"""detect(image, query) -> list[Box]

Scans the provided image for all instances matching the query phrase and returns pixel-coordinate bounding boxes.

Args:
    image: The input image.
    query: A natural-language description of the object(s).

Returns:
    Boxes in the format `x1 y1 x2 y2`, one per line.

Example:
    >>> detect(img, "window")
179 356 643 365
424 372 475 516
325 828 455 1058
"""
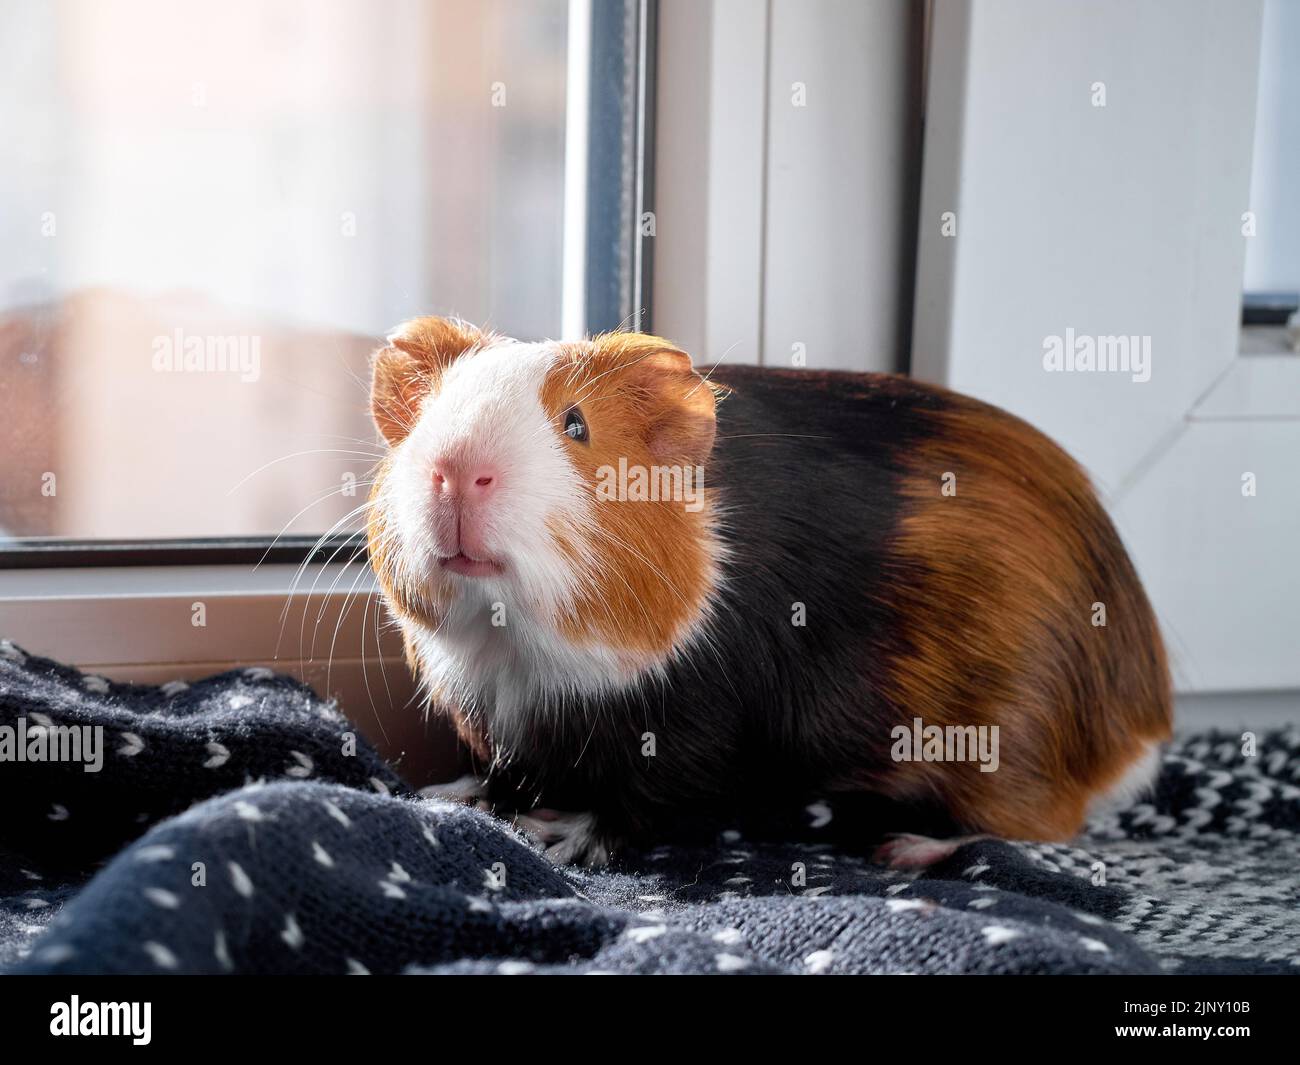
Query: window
0 0 653 562
1242 0 1299 335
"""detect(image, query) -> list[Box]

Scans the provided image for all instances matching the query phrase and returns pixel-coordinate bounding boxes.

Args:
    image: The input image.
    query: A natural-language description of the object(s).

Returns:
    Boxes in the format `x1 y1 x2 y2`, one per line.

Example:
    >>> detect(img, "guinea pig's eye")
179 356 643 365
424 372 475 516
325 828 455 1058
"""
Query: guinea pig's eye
562 406 589 444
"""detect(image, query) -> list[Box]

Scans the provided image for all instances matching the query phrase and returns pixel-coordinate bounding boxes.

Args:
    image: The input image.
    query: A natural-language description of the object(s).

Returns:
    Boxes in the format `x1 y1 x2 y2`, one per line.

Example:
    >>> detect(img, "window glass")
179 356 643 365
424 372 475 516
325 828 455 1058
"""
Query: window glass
1242 0 1300 331
0 0 581 542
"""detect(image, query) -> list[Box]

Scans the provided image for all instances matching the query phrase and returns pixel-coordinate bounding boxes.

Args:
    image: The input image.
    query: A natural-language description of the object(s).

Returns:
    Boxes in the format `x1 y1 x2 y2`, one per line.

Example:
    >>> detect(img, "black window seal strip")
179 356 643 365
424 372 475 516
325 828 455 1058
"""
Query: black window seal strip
0 534 366 570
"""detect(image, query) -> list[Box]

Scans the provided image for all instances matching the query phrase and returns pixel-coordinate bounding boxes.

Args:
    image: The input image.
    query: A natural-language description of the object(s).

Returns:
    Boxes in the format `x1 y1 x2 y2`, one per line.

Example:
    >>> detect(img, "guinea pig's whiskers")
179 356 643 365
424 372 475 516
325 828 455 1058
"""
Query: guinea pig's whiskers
304 547 371 669
273 498 374 664
368 588 398 718
335 349 376 400
324 556 384 723
277 497 373 610
683 340 741 400
277 500 375 660
313 432 389 451
255 482 377 572
227 449 384 497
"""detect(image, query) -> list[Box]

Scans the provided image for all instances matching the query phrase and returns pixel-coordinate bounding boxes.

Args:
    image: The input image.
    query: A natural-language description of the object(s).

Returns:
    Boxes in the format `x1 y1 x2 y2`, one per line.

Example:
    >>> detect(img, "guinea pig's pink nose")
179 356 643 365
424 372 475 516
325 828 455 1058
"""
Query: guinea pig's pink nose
432 459 498 499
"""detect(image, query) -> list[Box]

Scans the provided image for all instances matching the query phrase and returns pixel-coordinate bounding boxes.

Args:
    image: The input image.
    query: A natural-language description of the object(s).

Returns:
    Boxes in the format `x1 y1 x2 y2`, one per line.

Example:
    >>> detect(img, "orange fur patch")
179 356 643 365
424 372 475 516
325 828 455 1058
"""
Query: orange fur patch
369 316 489 444
875 397 1172 839
540 334 725 657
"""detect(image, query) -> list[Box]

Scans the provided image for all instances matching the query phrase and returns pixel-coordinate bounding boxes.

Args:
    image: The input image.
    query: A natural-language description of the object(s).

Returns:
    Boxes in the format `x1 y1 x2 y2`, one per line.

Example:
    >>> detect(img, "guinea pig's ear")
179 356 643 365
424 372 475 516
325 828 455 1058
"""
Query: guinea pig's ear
624 347 723 467
370 316 484 445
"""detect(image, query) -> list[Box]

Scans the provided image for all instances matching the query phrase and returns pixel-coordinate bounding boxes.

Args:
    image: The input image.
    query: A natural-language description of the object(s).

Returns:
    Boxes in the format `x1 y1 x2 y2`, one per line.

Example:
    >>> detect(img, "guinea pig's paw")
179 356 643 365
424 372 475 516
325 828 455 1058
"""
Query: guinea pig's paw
419 773 490 809
514 809 611 868
872 832 987 870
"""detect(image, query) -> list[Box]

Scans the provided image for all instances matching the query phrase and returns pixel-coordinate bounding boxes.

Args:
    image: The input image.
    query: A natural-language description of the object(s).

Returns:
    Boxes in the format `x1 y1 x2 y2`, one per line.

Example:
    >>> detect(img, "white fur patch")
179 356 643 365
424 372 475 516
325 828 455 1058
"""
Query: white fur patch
384 339 583 611
379 337 721 752
1088 740 1162 818
380 340 627 710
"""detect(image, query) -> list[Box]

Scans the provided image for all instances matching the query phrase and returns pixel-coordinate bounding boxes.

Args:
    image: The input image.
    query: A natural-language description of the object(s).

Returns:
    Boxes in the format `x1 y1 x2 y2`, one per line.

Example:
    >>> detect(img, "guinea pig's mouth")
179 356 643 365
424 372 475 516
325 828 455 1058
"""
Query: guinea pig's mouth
438 552 505 578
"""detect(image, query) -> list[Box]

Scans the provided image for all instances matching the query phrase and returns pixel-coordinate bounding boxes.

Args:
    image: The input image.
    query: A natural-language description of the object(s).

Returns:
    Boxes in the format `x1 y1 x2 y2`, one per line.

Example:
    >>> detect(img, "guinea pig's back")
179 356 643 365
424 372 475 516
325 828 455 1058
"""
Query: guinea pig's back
704 365 1172 840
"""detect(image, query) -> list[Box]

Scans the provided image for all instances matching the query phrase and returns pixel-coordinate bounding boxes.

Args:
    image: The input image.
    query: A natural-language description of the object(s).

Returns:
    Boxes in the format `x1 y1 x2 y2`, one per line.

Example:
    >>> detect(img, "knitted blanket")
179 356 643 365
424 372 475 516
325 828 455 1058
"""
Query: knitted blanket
2 639 1297 975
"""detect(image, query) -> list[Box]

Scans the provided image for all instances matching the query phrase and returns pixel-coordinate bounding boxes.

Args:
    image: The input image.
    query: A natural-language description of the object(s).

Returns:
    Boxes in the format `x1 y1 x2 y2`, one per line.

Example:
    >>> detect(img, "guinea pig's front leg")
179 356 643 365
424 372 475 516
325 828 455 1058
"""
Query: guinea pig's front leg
418 773 491 809
511 807 617 868
423 775 617 865
872 832 992 870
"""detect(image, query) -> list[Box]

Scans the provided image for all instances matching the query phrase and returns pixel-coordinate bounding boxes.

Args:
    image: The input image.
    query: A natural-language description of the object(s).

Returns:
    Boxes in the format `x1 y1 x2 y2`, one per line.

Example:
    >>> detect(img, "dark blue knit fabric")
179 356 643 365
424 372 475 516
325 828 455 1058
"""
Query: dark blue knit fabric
2 640 1296 974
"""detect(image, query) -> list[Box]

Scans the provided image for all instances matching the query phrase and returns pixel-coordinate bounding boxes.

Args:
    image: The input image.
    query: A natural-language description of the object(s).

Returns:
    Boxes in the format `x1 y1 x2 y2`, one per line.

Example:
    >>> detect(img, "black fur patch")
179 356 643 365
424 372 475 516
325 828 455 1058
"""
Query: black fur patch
482 367 961 851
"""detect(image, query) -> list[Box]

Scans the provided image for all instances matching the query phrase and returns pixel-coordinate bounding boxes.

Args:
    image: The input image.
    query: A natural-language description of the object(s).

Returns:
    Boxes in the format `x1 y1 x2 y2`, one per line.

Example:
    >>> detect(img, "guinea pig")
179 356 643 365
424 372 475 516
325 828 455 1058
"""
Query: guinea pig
367 315 1172 866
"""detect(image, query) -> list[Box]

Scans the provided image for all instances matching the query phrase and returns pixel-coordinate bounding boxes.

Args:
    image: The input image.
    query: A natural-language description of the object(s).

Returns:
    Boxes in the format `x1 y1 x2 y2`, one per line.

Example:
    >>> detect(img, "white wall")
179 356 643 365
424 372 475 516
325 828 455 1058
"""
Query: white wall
654 0 919 371
913 0 1300 696
913 0 1261 494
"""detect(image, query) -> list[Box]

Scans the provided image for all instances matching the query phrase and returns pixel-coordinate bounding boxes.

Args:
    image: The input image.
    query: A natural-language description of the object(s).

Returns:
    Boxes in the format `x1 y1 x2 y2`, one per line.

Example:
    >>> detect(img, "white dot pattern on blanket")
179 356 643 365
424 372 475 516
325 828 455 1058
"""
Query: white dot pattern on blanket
4 641 1297 975
214 930 233 972
286 751 314 778
118 732 144 757
203 742 230 769
228 862 255 898
143 942 179 969
234 801 265 822
281 915 304 951
981 925 1022 946
143 887 180 909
